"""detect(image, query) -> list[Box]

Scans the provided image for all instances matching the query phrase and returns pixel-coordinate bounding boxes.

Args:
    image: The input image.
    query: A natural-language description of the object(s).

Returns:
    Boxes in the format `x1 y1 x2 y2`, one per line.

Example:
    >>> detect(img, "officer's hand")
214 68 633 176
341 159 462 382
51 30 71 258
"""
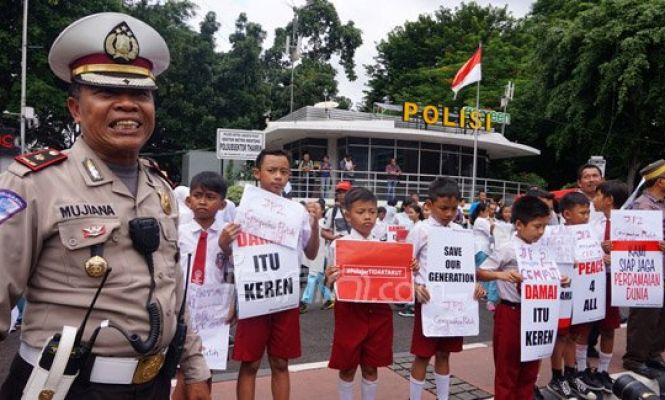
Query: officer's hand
185 380 211 400
219 223 241 254
415 284 430 304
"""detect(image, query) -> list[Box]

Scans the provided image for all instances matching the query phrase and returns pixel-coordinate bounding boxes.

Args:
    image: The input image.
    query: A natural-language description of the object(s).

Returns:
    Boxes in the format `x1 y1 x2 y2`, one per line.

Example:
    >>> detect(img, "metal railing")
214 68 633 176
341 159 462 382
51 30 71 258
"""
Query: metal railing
290 169 526 202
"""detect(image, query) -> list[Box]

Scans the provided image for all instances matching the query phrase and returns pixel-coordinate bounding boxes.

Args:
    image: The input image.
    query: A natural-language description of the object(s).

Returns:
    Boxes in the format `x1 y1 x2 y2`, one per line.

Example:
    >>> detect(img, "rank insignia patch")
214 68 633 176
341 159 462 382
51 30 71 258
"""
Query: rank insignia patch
0 189 27 225
82 225 107 238
15 148 67 172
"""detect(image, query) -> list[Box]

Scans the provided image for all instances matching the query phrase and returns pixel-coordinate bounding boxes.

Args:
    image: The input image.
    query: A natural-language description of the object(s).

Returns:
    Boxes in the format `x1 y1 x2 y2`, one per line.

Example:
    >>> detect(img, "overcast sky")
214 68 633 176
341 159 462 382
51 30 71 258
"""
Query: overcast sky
189 0 535 108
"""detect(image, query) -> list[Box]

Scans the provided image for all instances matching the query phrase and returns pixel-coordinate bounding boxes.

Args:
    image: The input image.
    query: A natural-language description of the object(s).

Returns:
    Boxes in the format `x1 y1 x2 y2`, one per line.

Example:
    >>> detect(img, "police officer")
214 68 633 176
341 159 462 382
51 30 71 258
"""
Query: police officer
622 159 665 379
0 13 210 399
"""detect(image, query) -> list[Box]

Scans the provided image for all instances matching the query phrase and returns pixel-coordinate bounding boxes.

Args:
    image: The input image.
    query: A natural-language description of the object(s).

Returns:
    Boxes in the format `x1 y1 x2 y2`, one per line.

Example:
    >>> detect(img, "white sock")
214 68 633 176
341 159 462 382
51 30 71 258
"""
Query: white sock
434 373 450 400
598 351 612 372
338 378 354 400
575 345 588 371
409 376 425 400
361 378 377 400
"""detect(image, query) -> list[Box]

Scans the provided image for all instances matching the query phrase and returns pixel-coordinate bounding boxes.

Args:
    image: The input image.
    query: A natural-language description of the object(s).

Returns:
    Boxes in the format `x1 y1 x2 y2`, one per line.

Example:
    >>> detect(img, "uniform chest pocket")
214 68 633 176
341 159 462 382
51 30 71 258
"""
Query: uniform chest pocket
57 218 129 288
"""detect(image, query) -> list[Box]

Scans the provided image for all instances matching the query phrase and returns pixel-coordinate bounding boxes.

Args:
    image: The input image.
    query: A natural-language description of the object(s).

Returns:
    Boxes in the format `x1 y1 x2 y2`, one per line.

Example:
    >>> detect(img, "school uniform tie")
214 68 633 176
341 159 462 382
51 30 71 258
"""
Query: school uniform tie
192 230 208 285
604 218 610 241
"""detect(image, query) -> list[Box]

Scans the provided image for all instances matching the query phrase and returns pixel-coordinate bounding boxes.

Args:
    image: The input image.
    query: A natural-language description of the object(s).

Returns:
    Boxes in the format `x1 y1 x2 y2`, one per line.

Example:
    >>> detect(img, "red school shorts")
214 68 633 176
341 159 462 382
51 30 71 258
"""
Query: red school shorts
233 307 301 362
569 274 620 336
410 302 463 358
328 301 393 370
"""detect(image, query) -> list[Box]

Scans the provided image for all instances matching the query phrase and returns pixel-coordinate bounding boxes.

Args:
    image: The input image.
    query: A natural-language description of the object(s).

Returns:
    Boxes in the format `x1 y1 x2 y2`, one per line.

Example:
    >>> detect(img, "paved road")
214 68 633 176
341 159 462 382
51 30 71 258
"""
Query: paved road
0 300 495 384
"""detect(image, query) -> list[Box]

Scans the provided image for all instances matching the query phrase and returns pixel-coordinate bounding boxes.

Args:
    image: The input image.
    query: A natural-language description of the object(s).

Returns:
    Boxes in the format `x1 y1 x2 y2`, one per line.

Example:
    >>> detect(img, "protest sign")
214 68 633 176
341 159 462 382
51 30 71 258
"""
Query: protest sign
422 229 478 337
386 225 408 242
611 210 664 308
235 184 304 249
233 231 300 318
568 225 606 324
335 240 414 303
188 284 234 370
516 242 561 362
540 225 576 328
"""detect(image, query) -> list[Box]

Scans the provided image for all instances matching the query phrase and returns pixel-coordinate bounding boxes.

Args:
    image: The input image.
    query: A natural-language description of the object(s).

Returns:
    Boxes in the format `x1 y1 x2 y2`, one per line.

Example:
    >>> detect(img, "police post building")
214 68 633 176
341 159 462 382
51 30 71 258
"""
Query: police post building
237 101 540 201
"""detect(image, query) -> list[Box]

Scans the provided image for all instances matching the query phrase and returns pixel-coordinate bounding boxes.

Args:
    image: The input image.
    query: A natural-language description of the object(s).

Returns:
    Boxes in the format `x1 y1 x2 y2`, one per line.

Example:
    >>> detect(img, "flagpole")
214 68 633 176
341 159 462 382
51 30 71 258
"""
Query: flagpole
470 42 481 202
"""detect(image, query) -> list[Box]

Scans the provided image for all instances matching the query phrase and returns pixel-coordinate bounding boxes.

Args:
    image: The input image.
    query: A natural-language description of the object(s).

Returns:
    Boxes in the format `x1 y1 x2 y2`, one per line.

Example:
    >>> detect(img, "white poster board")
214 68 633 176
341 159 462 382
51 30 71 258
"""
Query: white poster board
610 210 664 308
568 224 606 324
216 129 264 161
540 226 576 327
188 284 234 370
235 184 304 249
422 229 478 337
233 232 300 319
516 242 560 362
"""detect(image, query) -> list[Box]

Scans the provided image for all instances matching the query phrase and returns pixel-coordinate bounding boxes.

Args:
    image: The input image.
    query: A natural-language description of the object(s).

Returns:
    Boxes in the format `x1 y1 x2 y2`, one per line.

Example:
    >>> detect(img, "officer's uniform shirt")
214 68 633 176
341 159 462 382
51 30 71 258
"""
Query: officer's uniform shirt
407 217 463 285
479 235 528 303
0 138 209 382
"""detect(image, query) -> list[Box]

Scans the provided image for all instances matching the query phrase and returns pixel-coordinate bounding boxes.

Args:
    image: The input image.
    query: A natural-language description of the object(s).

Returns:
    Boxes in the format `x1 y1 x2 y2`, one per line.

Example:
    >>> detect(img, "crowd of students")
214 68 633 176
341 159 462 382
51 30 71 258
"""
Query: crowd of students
173 150 665 400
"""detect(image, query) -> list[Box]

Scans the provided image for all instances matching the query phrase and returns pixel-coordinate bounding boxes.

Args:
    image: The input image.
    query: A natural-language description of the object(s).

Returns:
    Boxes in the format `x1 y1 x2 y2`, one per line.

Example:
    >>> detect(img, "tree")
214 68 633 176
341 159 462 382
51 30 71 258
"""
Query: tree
525 0 665 186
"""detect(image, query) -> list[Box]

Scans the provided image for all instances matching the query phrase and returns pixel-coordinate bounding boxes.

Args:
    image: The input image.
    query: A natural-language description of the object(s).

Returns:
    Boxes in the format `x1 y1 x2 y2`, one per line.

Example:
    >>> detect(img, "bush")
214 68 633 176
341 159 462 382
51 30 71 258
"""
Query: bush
226 184 245 206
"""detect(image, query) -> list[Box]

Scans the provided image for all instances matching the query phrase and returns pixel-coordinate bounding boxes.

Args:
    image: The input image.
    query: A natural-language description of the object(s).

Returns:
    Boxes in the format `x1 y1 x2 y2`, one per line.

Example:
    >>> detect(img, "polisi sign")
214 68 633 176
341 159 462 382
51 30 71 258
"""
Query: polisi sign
402 101 493 132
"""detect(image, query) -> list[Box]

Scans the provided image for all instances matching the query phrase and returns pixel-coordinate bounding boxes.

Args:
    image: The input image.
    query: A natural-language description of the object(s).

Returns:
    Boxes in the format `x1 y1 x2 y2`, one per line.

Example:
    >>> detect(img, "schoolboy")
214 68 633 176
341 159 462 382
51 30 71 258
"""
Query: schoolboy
325 187 404 400
549 192 595 400
219 149 320 400
478 196 570 400
174 171 230 399
406 177 468 400
570 181 630 393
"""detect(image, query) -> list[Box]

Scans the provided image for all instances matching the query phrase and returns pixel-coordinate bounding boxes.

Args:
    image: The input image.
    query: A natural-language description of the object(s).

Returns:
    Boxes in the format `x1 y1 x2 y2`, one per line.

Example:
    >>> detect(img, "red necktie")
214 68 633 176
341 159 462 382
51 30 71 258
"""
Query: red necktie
604 219 610 241
191 231 208 285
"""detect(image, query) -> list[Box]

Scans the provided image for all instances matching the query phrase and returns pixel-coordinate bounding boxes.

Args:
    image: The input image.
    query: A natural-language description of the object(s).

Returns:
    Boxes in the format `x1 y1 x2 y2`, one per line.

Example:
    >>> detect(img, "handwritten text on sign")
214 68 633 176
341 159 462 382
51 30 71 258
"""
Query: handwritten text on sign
516 243 561 362
235 184 304 249
568 225 606 324
540 226 576 328
335 240 414 303
422 229 478 337
233 232 300 318
189 284 234 370
610 210 663 308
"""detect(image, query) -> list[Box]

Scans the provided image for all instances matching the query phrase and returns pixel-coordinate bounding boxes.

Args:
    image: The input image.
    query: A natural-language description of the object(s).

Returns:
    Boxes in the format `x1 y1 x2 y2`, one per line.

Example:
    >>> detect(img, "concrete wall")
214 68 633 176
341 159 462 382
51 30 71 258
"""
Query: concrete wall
181 150 222 186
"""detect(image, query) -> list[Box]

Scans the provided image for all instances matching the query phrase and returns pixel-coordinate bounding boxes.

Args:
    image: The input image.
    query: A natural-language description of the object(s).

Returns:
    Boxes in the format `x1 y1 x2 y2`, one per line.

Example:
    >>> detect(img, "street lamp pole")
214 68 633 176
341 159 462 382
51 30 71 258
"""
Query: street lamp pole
20 0 28 154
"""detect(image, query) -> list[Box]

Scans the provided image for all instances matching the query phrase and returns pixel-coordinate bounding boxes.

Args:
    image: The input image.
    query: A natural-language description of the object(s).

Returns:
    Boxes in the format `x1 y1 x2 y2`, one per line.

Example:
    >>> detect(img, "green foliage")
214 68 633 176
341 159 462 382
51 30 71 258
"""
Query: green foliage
226 184 245 206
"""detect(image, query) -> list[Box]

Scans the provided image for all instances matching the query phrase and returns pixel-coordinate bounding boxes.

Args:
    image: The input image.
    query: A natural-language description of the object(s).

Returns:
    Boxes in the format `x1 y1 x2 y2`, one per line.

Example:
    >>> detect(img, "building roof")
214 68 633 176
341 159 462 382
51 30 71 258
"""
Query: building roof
265 106 539 160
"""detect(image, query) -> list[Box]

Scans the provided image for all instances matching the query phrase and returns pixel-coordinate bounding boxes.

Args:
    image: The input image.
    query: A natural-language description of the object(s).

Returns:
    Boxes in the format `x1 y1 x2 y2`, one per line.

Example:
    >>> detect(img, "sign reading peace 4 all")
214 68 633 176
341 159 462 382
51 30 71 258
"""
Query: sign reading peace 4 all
516 242 561 362
568 224 606 324
422 229 478 337
335 240 414 303
610 210 664 308
233 231 300 319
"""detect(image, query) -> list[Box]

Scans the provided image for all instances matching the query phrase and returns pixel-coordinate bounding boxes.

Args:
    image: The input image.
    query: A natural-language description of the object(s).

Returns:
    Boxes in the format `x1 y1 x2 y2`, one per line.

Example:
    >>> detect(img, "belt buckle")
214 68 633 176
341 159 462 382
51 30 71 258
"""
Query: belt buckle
132 353 165 384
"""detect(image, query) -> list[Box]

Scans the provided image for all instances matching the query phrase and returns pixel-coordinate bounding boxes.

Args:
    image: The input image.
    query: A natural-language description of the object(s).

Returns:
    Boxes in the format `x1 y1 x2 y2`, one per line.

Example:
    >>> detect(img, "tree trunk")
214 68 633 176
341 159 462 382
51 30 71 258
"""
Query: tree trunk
626 152 640 189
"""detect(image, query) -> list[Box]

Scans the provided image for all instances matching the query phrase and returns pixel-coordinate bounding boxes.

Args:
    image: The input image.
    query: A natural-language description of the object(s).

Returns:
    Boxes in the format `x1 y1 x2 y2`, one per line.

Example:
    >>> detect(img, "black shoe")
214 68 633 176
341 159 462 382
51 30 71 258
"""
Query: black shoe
547 377 577 399
320 300 335 310
646 357 665 371
623 362 663 379
299 302 308 314
568 373 597 400
586 347 599 358
594 370 613 394
579 368 603 391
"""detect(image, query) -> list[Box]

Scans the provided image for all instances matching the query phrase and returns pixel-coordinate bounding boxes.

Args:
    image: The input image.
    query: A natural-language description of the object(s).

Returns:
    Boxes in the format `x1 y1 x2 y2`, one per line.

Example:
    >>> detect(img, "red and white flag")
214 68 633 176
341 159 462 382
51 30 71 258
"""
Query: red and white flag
451 47 482 99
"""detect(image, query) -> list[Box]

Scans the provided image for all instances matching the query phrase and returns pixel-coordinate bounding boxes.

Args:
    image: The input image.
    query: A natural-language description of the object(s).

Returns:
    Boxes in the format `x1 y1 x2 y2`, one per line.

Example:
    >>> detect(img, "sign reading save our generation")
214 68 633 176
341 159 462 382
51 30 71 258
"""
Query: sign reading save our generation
233 232 300 319
516 243 561 362
611 210 664 308
335 240 414 303
422 229 478 337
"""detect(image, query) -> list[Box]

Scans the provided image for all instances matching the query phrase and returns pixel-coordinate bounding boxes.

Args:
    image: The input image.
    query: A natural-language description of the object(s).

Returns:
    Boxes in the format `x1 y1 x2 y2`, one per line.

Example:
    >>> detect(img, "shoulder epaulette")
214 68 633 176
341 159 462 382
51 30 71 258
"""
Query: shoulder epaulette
142 157 176 189
14 148 67 172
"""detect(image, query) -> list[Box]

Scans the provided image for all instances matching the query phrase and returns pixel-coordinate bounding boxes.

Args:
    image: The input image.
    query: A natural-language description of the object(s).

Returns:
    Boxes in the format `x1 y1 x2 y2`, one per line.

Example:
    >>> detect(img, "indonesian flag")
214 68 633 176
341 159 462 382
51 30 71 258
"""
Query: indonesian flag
451 47 482 99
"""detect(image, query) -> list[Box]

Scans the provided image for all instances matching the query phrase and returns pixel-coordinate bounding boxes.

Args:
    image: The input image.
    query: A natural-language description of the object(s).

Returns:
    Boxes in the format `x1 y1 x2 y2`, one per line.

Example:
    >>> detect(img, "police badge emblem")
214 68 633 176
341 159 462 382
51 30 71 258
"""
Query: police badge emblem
104 22 139 63
158 190 172 215
85 255 108 278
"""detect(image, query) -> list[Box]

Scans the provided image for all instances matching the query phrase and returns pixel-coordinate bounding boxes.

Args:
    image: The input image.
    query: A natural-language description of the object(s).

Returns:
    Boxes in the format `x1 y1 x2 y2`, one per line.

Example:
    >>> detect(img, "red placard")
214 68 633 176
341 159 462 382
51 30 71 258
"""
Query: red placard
335 240 414 303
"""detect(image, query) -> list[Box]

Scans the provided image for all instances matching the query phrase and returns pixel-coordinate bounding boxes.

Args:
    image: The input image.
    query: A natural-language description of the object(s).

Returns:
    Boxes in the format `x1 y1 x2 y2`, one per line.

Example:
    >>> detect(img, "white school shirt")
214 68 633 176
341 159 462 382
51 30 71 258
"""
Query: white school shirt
216 200 236 225
407 216 463 285
385 205 397 226
303 219 327 274
394 212 414 230
479 235 529 303
473 217 493 255
178 217 231 285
